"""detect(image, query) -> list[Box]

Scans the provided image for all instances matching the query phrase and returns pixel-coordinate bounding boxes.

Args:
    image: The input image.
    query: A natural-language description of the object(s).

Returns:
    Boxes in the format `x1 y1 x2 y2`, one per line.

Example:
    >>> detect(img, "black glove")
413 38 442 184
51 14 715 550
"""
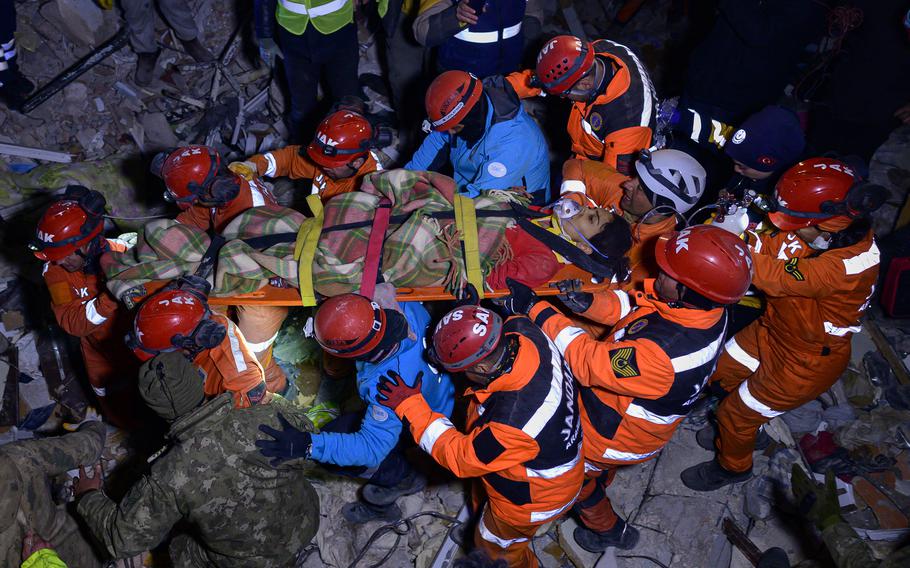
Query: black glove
500 277 539 316
256 413 313 466
454 283 480 307
555 279 593 313
177 274 212 296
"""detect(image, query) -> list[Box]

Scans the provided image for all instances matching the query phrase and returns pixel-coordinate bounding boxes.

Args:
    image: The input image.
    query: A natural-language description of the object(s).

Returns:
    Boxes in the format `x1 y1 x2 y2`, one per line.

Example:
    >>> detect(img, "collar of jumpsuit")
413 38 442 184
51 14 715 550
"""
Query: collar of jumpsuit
463 330 532 403
638 279 725 328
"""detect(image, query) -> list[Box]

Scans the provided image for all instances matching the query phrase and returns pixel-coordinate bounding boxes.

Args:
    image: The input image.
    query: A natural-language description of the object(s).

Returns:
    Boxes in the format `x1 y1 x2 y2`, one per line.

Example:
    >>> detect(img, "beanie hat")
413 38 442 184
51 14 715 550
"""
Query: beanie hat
138 351 205 421
725 106 805 173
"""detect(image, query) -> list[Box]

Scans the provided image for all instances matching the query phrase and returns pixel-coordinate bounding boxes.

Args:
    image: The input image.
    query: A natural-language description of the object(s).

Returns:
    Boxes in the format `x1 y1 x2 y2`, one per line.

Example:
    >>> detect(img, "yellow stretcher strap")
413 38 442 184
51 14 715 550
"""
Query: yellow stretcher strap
295 195 324 307
453 194 484 298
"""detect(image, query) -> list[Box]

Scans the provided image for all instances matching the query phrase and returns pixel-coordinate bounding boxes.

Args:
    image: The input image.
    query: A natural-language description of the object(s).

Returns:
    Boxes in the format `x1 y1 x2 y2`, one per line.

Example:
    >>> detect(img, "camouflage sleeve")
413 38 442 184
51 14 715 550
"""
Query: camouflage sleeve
820 523 877 568
76 473 183 559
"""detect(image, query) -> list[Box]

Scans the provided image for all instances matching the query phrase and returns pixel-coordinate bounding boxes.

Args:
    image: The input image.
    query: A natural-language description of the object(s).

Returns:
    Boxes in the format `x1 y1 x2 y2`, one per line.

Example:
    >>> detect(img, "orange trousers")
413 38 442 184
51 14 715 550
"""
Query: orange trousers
712 320 850 472
474 505 543 568
574 467 619 532
234 305 289 394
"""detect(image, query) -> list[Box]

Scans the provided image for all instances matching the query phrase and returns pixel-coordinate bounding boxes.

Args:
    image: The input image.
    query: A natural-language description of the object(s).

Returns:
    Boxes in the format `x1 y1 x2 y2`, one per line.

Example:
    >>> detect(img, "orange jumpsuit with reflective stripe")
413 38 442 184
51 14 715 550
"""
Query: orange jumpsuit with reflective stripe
528 281 726 531
250 146 381 203
193 313 270 409
712 230 879 473
393 317 583 567
43 241 142 429
510 40 657 175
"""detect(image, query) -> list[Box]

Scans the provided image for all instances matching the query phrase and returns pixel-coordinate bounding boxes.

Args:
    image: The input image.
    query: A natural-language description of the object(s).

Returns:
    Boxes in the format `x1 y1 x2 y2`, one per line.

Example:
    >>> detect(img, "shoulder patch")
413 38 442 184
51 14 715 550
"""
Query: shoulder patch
370 405 389 423
731 129 746 144
784 258 805 281
588 112 603 131
609 347 640 378
487 162 508 178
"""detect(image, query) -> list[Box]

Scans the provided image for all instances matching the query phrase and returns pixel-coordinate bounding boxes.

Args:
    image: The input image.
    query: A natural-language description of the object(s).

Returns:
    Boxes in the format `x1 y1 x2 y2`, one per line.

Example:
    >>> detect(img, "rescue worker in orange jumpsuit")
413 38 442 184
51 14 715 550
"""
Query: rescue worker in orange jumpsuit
560 149 707 289
509 34 657 176
375 304 583 567
30 186 143 429
151 145 290 398
681 158 884 491
127 278 274 409
229 109 383 203
501 225 753 552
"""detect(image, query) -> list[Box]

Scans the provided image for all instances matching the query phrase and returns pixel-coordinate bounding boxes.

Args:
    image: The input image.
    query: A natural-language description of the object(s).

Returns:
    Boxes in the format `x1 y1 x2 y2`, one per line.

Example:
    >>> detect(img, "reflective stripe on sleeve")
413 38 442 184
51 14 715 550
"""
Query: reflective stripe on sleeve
625 403 684 426
226 324 249 373
553 326 586 354
842 242 880 275
85 298 108 325
670 332 724 373
92 385 107 396
601 447 659 461
724 337 759 373
689 109 702 143
454 22 522 44
613 290 632 318
737 380 783 418
530 485 582 523
527 450 580 480
263 153 278 177
418 417 455 453
824 321 861 337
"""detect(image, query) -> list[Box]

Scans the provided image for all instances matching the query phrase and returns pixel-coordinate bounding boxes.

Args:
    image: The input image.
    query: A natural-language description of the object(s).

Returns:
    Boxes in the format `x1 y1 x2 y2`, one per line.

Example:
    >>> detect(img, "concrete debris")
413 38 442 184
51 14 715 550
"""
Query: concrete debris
139 112 180 150
0 142 72 163
54 0 105 47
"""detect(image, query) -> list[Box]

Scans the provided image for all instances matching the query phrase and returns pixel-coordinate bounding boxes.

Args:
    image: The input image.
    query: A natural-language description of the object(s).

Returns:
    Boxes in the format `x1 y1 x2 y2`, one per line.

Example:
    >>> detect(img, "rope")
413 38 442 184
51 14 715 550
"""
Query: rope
103 213 170 221
347 510 463 568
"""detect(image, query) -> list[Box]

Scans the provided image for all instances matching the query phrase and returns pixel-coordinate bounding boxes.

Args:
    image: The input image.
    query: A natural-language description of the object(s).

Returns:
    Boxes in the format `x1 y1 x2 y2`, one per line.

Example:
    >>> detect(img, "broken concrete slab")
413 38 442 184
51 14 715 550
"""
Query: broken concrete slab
139 112 180 150
53 0 105 47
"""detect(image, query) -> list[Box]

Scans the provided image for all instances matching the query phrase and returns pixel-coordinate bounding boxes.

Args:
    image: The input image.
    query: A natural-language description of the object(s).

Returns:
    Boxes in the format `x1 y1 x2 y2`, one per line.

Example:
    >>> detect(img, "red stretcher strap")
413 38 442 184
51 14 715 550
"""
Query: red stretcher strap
359 198 392 299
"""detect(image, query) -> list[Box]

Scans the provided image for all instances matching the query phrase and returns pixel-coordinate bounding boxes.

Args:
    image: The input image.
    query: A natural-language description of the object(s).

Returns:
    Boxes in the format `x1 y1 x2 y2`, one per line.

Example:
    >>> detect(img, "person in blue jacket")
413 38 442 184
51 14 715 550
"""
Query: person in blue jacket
256 293 454 524
406 70 551 203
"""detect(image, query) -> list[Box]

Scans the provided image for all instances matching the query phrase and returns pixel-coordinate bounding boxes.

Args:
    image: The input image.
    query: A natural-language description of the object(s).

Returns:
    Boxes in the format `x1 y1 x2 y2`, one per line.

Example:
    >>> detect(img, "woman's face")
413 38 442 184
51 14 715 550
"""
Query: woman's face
565 206 615 241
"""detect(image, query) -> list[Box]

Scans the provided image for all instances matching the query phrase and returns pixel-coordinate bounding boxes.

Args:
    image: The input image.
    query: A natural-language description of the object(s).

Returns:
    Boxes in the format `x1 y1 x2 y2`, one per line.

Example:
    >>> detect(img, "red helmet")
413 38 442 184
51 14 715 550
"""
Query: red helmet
431 306 503 372
151 145 221 208
654 225 753 304
307 110 374 169
30 200 104 261
535 35 595 95
768 158 857 231
425 71 483 132
314 294 387 358
129 288 210 361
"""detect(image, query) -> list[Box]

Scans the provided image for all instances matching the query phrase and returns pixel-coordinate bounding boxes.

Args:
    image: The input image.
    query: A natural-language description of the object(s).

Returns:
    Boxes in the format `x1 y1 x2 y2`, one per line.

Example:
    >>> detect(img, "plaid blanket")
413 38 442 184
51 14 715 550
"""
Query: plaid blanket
104 170 528 299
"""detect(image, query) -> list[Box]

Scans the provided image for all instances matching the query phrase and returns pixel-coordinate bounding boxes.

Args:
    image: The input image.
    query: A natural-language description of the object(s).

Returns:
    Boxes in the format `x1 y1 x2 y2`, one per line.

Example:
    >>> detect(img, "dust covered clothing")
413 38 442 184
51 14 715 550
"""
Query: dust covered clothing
77 394 319 567
0 423 106 568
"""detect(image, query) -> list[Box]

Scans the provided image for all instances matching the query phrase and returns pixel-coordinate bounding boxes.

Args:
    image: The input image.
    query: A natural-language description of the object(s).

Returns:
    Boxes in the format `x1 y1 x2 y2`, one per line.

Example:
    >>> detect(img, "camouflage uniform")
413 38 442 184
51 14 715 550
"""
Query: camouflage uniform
818 523 910 568
0 422 106 568
77 393 320 567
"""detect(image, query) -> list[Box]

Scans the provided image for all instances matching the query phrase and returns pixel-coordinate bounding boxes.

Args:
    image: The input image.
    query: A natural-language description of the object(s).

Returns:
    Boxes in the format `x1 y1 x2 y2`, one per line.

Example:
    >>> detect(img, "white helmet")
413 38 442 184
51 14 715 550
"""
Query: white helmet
634 149 706 214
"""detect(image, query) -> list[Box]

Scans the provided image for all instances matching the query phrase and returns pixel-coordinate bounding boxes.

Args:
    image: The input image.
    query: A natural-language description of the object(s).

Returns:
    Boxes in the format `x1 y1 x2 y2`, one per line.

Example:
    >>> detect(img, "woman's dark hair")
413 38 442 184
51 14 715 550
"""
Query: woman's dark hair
587 215 633 279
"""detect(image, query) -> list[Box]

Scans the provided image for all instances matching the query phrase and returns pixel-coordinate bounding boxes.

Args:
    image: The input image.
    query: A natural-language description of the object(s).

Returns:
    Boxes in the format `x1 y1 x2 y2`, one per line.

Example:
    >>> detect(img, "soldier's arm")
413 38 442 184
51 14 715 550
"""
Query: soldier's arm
44 266 120 338
395 394 540 478
819 523 878 568
77 475 182 559
528 301 674 396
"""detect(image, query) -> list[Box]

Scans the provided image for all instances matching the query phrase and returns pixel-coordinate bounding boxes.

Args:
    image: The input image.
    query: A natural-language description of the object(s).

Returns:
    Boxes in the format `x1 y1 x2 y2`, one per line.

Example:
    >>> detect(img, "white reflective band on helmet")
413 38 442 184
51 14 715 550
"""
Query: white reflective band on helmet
553 326 586 354
85 298 108 325
613 290 632 318
842 242 880 275
226 322 248 373
530 485 581 523
671 332 724 373
560 179 587 194
527 449 581 479
824 321 862 337
454 22 522 44
264 153 278 177
92 385 107 396
724 337 759 373
479 512 529 548
432 101 465 128
245 331 280 353
625 403 684 425
737 380 783 418
419 417 455 453
601 447 659 461
279 0 348 18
